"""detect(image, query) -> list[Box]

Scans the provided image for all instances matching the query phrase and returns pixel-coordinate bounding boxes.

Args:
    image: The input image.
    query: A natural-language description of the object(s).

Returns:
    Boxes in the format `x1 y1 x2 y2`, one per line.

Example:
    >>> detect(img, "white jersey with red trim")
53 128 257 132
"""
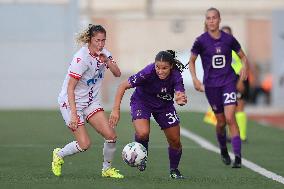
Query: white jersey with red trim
58 46 114 109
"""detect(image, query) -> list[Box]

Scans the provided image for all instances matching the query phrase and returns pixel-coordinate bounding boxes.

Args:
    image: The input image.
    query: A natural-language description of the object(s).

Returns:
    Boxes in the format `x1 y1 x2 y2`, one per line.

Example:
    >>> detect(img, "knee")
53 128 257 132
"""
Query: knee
216 117 226 127
216 119 226 134
226 116 235 126
169 137 181 149
78 139 91 150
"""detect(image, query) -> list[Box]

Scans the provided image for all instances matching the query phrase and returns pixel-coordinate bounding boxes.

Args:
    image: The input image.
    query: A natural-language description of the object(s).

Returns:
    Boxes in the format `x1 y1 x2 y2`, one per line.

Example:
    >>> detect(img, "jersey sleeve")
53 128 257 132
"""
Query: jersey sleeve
68 56 88 80
173 70 185 92
128 64 153 88
231 36 241 54
191 37 202 56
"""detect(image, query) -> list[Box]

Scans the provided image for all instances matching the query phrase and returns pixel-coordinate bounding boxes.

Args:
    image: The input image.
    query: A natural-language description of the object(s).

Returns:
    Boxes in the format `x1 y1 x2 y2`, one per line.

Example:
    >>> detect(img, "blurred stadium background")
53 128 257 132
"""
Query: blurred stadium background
1 0 284 112
0 0 284 188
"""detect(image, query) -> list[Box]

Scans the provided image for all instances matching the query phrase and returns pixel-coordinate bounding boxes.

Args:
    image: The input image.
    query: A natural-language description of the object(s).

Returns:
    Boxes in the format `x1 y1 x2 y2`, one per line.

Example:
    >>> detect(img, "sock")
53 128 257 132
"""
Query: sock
57 141 84 158
135 134 149 153
231 136 242 157
168 147 182 170
102 140 116 171
236 111 247 141
216 130 227 150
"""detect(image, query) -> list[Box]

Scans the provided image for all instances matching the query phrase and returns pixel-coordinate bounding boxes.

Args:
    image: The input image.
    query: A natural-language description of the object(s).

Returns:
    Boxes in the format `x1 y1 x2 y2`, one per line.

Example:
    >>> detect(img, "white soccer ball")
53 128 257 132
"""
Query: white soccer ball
122 142 147 167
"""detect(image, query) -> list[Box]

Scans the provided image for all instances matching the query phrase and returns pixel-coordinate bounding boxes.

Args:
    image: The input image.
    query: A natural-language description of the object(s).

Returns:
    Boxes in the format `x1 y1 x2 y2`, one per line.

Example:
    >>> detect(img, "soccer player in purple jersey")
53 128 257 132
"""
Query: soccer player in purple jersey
109 50 187 179
188 7 249 168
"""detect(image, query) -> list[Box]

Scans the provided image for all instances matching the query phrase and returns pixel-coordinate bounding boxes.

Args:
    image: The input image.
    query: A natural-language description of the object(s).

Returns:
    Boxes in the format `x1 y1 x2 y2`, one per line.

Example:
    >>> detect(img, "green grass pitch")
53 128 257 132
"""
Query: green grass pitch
0 110 283 189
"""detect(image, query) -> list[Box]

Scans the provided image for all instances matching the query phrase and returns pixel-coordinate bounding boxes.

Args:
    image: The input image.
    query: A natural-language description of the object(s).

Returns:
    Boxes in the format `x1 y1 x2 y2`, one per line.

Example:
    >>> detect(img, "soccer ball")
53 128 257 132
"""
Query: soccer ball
122 142 147 167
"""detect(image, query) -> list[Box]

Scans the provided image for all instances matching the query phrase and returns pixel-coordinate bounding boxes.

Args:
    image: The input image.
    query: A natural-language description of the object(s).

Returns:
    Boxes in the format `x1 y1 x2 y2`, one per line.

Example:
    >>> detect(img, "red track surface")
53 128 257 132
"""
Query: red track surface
248 114 284 129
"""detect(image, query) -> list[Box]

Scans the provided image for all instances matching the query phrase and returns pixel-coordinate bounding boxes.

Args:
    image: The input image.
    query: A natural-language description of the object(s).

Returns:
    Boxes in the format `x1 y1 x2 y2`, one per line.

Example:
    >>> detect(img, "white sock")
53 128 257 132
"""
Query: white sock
57 141 83 158
102 140 116 170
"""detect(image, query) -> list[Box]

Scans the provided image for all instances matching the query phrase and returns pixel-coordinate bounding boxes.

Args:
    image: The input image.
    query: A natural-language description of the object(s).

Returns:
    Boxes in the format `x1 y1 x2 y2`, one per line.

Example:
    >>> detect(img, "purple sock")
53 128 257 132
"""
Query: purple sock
216 132 227 150
135 134 149 153
231 136 242 157
168 147 182 170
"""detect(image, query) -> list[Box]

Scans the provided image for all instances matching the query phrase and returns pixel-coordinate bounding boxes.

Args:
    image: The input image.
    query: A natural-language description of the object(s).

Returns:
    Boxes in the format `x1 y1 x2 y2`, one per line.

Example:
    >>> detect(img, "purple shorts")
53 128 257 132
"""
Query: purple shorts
130 100 180 130
205 82 237 114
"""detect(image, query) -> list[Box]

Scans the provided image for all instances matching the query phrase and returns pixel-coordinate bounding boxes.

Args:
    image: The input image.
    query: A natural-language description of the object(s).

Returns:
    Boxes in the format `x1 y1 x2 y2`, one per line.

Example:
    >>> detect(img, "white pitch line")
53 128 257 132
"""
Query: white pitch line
180 127 284 185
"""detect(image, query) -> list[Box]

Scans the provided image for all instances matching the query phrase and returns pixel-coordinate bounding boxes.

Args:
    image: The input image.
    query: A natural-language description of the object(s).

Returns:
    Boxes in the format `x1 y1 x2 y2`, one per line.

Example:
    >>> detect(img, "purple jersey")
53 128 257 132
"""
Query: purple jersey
128 63 185 111
191 31 241 87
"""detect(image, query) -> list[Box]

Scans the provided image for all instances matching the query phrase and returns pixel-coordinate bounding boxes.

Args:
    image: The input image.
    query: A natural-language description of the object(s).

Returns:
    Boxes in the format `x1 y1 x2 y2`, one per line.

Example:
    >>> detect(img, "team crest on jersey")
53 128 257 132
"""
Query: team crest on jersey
76 58 81 63
215 47 221 54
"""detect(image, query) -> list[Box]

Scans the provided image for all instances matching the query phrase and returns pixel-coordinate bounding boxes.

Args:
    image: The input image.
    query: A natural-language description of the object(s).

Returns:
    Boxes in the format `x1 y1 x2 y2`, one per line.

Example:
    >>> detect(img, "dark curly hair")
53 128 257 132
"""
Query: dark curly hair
155 50 186 73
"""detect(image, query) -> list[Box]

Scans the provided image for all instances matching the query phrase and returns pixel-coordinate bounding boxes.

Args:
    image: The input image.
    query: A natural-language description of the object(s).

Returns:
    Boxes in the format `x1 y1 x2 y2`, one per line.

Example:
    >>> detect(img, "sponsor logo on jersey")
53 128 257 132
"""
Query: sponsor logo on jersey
87 72 103 86
157 93 173 101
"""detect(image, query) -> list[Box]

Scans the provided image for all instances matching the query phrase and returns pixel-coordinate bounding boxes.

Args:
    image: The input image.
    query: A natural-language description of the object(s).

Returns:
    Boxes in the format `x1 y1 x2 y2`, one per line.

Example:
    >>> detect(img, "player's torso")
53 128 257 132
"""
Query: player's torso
200 33 236 86
75 54 106 104
59 47 108 106
201 34 232 70
135 73 176 108
77 55 106 89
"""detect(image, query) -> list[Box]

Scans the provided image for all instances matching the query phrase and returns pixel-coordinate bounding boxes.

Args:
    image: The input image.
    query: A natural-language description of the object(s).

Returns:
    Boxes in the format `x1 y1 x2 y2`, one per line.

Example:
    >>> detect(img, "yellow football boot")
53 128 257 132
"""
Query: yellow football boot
51 148 64 176
102 167 124 179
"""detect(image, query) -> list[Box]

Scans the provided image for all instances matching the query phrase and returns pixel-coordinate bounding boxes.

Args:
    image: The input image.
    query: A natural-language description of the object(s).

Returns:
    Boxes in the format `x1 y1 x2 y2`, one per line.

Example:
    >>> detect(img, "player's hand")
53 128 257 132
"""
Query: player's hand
69 113 78 130
98 53 110 64
175 91 188 106
109 109 120 128
239 65 248 81
193 78 205 92
236 79 245 93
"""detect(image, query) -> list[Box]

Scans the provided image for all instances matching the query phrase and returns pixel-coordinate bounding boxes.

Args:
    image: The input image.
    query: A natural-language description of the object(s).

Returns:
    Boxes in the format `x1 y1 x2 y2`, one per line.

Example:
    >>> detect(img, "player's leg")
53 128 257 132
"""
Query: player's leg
132 119 150 171
87 109 124 178
164 126 184 179
222 83 242 168
153 107 184 179
58 126 91 156
130 101 151 153
235 78 248 141
52 105 89 176
130 101 151 171
215 113 231 165
205 86 231 165
236 98 248 141
133 119 150 152
224 104 242 168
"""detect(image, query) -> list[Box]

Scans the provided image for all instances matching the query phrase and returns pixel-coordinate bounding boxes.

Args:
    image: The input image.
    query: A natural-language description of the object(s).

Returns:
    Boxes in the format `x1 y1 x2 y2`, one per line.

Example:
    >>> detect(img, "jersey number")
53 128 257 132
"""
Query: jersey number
166 111 179 124
212 55 226 68
223 92 237 104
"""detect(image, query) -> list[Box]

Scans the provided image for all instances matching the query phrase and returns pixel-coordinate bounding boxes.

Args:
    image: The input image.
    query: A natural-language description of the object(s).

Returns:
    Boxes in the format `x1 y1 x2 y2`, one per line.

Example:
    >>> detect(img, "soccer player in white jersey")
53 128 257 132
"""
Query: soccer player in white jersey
52 24 124 178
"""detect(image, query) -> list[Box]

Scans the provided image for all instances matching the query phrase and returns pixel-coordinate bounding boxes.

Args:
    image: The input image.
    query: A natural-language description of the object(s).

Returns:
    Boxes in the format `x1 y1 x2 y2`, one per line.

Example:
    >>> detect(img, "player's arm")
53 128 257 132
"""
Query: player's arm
237 49 249 81
99 54 121 77
67 77 79 130
109 80 132 127
188 54 204 92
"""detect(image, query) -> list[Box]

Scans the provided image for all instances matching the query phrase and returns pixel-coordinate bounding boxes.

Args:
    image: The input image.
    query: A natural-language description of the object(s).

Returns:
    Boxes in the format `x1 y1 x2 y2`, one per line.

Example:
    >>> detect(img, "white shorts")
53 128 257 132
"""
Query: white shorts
59 99 104 129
